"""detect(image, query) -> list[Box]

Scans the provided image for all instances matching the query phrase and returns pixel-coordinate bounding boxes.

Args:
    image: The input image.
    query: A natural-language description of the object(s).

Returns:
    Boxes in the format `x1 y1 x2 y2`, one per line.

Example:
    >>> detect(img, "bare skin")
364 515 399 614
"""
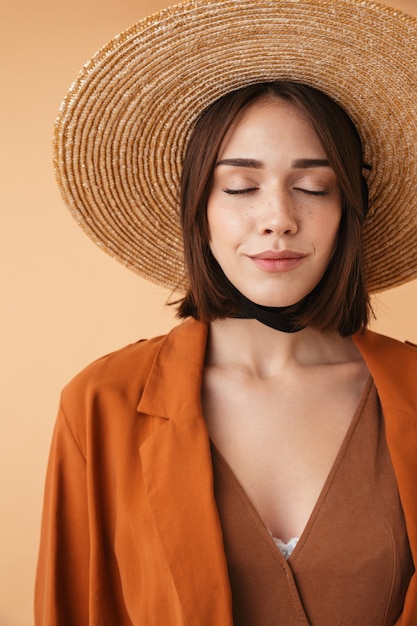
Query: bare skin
202 318 369 543
202 96 369 543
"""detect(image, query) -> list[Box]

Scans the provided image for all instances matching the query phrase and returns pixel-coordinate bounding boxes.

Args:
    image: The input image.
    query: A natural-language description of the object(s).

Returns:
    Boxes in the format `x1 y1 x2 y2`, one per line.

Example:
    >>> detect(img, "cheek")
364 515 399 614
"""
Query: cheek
206 204 226 258
207 211 243 267
207 202 244 244
329 205 343 238
320 204 342 241
206 196 220 240
309 208 341 261
325 218 342 261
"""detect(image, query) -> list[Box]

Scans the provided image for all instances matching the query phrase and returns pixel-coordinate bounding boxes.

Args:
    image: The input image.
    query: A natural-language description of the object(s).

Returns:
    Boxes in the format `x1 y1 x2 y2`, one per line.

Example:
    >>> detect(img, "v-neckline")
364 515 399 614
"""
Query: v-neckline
211 375 373 565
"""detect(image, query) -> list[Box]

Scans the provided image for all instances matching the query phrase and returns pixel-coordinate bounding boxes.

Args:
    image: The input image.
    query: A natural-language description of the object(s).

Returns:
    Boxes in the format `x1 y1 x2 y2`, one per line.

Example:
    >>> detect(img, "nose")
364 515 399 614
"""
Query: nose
257 188 298 236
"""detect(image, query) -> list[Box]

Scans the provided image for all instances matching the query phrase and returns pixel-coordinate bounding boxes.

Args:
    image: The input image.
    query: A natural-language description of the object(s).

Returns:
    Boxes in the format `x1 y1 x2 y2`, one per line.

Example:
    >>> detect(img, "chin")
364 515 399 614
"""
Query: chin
242 277 322 308
245 293 305 308
244 283 308 306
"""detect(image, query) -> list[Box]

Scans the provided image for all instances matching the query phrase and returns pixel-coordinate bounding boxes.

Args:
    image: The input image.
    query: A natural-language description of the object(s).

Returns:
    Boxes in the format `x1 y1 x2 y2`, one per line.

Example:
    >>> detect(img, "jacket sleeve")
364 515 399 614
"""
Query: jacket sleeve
35 401 90 625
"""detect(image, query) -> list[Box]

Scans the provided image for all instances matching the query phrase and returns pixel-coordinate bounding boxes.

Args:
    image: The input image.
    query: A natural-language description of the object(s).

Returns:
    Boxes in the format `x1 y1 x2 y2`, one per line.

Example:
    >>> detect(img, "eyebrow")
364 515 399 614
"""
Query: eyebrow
215 157 331 169
215 158 263 168
292 158 330 169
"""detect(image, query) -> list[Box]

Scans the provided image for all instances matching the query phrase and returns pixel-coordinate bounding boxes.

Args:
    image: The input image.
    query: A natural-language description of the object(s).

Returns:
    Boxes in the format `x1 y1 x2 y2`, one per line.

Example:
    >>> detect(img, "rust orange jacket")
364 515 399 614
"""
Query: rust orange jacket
35 319 417 625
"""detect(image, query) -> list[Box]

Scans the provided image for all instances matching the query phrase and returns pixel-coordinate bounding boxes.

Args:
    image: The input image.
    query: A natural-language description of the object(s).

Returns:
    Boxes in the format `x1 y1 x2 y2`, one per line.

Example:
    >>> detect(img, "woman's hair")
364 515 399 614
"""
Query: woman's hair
177 81 370 336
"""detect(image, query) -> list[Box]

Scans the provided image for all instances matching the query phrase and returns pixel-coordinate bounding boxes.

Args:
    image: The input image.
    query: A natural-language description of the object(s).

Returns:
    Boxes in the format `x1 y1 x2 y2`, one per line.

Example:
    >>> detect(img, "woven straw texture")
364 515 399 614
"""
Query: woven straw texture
54 0 417 293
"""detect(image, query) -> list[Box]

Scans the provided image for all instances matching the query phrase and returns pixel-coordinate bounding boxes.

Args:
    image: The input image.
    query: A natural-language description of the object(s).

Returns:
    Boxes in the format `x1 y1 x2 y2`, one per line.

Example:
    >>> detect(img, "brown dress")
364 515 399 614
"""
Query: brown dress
212 378 414 625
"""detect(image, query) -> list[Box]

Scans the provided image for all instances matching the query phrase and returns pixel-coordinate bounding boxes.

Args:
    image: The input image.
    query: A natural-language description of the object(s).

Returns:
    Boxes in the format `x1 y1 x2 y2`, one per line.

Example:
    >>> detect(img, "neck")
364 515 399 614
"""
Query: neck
206 317 360 378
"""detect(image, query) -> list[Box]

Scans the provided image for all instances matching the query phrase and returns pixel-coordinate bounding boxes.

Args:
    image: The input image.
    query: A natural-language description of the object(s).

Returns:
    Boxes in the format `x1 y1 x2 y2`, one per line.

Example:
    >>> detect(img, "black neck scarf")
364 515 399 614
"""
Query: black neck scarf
221 271 308 333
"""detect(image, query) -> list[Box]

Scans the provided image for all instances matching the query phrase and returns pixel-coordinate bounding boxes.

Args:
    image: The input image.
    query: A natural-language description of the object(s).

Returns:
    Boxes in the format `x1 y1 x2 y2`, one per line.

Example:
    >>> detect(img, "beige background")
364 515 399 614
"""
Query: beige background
1 0 417 623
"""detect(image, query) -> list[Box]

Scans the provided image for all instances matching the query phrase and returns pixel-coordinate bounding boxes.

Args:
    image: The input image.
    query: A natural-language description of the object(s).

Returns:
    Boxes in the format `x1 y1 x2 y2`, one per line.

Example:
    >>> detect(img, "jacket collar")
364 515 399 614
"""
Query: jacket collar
137 319 234 625
137 318 208 420
353 328 417 414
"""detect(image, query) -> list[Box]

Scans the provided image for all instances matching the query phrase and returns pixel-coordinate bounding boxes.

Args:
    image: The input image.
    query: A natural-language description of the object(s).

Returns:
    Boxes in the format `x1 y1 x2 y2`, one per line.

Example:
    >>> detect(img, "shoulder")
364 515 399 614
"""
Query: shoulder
353 327 417 362
61 333 166 403
56 319 207 451
353 328 417 412
56 334 167 449
60 318 207 414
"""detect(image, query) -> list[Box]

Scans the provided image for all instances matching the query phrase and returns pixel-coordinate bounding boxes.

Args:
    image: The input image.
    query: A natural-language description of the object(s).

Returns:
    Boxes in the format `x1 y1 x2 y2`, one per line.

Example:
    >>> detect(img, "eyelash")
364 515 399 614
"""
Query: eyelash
294 187 328 197
223 187 328 197
223 188 257 195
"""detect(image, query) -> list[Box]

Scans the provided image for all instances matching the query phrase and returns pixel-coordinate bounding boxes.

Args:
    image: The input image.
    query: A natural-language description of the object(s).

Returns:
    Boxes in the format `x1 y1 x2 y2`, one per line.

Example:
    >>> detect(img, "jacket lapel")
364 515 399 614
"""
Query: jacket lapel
137 320 233 625
354 329 417 624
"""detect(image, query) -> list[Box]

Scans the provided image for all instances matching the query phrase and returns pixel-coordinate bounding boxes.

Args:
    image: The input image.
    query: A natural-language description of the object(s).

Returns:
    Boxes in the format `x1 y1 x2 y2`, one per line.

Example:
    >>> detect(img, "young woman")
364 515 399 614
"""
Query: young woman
36 1 417 624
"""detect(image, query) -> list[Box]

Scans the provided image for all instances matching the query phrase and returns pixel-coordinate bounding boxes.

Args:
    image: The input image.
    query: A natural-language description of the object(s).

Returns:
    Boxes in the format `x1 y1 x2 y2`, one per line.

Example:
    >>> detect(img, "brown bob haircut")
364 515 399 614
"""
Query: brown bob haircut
177 81 370 336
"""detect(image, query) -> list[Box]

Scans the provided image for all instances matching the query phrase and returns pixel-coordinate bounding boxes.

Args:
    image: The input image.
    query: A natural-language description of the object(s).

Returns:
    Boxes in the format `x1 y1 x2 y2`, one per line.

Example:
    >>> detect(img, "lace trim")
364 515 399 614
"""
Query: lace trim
271 535 299 559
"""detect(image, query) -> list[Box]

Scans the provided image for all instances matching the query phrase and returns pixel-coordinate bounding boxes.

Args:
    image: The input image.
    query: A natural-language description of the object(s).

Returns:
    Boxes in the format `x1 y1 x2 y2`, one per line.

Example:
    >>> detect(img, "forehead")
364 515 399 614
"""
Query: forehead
218 95 325 158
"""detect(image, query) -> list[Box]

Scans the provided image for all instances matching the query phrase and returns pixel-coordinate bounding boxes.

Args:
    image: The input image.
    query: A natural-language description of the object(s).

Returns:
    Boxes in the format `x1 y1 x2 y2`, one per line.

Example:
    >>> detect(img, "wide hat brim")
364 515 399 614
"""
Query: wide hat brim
55 0 417 293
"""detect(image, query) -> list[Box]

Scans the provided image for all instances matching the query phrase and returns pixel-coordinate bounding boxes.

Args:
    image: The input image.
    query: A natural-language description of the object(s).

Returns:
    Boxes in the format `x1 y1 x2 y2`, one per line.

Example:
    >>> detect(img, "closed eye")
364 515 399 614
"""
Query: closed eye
223 188 258 195
294 187 328 197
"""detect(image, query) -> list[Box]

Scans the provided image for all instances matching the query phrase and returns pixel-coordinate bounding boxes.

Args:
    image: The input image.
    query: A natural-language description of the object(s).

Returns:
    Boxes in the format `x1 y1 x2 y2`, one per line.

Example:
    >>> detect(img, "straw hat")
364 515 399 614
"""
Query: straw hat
54 0 417 293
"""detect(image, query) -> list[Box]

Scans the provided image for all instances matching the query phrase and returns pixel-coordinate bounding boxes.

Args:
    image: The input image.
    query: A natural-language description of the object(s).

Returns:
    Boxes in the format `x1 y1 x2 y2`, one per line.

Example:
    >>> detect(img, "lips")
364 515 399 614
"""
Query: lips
248 249 306 272
250 249 306 260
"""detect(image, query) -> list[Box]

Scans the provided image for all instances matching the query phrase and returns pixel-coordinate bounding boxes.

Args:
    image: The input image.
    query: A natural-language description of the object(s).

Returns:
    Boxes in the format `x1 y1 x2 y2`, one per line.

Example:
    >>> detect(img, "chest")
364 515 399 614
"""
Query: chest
202 363 369 540
210 383 413 626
